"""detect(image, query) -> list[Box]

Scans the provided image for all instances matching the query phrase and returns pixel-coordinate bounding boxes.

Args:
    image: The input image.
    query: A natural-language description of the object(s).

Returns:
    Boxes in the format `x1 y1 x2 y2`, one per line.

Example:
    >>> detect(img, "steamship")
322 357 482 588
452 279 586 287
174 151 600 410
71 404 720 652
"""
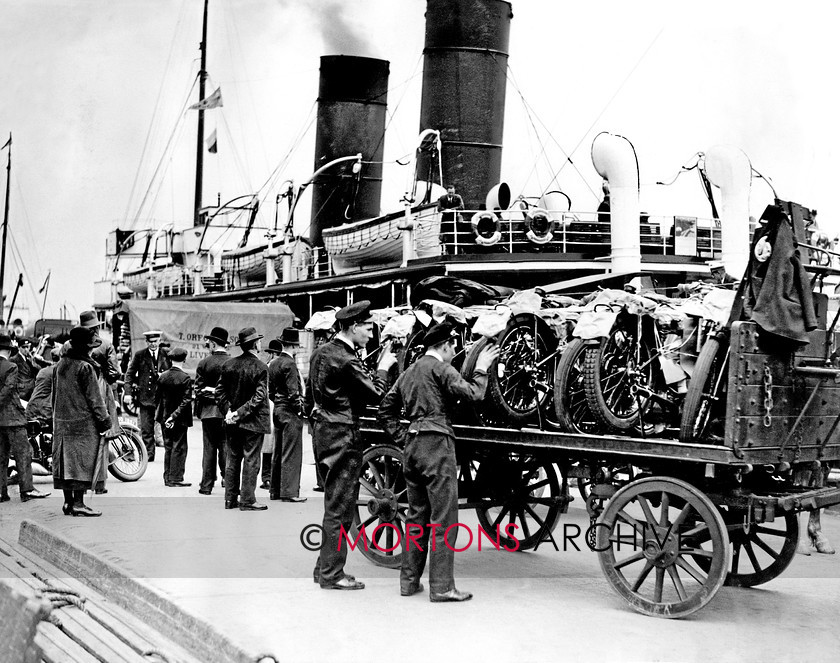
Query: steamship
96 0 779 345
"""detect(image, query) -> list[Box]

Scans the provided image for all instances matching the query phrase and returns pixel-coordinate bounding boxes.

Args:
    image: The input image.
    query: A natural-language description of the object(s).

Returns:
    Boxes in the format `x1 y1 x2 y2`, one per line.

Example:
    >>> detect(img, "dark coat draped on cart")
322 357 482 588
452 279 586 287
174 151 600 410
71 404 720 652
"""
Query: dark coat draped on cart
52 349 112 491
745 205 818 347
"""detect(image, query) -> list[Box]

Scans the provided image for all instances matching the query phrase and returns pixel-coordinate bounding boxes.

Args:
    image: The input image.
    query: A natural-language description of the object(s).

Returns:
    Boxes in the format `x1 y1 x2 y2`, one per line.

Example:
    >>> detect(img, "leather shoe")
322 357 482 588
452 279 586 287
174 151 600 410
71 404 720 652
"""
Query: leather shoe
71 505 102 517
198 489 212 495
401 583 424 597
321 577 365 590
21 489 51 502
279 496 307 503
239 502 268 511
314 574 354 584
259 481 270 490
313 485 324 493
224 500 239 509
1 492 11 503
430 588 472 603
166 482 192 487
95 488 108 494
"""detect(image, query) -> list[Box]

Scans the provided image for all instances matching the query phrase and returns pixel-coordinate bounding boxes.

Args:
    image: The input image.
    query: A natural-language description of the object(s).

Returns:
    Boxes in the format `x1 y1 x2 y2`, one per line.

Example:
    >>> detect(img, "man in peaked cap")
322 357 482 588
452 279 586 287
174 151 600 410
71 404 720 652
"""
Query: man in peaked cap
266 328 306 502
1 334 50 503
124 330 171 461
305 300 397 590
195 327 230 495
379 322 498 602
155 348 193 487
217 327 271 511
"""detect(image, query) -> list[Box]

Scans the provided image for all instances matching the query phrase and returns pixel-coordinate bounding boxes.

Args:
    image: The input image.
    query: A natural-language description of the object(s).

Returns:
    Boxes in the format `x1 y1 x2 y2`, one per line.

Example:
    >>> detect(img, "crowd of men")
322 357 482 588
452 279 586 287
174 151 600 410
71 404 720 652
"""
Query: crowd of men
1 300 502 602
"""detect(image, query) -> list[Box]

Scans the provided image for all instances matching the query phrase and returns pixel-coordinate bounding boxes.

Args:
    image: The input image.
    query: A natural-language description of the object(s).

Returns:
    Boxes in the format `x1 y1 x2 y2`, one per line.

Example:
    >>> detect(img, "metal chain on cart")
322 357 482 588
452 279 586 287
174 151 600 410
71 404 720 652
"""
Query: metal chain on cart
763 364 774 427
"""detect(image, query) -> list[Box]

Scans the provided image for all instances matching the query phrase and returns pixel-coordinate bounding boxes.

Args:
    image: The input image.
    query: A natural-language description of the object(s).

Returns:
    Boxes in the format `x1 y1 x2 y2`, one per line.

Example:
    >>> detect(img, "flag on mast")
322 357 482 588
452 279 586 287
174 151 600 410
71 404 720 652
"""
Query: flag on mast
1 135 10 150
189 87 223 111
206 129 218 154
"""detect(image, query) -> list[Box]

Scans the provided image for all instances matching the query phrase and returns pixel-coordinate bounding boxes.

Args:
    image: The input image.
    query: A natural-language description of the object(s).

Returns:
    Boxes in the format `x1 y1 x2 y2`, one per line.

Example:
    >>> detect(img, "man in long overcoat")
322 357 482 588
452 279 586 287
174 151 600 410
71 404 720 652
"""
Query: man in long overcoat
53 327 111 517
305 300 396 590
195 326 230 495
217 327 271 511
124 330 171 461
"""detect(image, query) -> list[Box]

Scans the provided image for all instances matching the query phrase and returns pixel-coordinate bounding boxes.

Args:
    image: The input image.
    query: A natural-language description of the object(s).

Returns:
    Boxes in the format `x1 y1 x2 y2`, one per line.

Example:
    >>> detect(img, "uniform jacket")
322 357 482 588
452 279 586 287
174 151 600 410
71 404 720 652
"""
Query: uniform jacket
25 364 56 424
11 352 39 401
305 338 388 425
378 353 488 445
91 335 121 385
155 366 194 428
52 350 111 483
0 356 26 428
217 351 271 433
125 347 171 406
268 352 303 423
194 350 229 419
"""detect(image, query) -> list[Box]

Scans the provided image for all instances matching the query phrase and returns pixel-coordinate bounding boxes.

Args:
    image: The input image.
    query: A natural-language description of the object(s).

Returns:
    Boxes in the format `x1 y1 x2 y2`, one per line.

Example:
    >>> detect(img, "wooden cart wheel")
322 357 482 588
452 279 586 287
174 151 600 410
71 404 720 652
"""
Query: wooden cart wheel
584 315 653 432
597 477 730 618
474 454 563 550
679 335 728 444
351 444 408 569
483 313 559 426
554 338 599 434
577 464 636 504
691 508 799 588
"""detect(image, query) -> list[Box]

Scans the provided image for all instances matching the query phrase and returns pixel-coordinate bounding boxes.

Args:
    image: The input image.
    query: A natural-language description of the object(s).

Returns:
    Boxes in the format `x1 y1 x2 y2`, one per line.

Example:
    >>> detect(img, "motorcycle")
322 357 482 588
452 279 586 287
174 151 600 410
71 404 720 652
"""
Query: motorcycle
7 419 148 484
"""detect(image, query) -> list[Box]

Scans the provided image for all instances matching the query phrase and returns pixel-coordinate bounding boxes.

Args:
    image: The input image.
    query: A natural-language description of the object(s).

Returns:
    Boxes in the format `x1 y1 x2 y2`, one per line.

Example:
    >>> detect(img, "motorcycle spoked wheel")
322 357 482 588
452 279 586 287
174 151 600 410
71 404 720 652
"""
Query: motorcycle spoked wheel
107 423 148 481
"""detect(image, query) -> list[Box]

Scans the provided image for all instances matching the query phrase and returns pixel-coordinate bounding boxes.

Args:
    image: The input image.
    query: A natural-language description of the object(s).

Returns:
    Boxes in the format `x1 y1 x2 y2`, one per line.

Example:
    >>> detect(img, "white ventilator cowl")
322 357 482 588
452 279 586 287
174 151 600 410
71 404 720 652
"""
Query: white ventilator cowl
704 145 752 278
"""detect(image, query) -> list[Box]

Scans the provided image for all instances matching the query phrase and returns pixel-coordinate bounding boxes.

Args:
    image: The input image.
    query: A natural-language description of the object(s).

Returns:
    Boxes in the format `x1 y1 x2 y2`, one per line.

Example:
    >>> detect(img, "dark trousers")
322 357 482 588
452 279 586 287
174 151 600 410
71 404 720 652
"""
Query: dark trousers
200 418 226 491
401 432 458 595
313 421 362 585
162 423 188 484
0 426 34 496
270 415 303 498
224 426 263 506
137 405 156 461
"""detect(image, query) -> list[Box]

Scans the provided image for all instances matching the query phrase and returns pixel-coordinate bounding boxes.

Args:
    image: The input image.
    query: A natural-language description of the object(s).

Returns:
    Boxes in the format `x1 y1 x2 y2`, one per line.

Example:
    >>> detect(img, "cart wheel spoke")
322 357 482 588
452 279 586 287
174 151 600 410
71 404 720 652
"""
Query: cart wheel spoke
653 567 665 602
667 566 688 601
358 477 378 497
675 557 708 584
631 561 655 592
636 496 658 528
492 505 510 529
366 461 385 489
613 551 646 570
524 503 547 531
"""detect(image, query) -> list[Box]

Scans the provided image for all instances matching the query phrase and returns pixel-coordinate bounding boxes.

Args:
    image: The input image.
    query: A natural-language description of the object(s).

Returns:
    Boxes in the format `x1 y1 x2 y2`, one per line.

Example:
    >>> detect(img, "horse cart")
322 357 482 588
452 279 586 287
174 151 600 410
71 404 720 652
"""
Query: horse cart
350 201 840 618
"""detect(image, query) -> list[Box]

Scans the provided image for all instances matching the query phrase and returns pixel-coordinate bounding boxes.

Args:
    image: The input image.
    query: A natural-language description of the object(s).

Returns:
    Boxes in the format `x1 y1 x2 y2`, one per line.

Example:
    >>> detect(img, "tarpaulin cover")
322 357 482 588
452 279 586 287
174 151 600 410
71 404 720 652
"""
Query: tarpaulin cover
124 299 294 371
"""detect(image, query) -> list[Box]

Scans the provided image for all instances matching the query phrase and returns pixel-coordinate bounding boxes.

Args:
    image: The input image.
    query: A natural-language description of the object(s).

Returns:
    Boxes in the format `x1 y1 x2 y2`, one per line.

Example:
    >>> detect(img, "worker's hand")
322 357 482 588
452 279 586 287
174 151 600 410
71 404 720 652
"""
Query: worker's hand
165 418 174 429
474 342 500 374
224 411 238 425
376 340 398 372
124 394 133 406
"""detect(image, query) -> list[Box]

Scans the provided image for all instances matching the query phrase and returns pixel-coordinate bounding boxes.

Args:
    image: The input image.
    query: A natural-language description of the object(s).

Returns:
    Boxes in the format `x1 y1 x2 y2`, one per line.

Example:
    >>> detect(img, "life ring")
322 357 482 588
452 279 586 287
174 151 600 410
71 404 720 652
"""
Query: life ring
523 208 556 244
471 212 502 246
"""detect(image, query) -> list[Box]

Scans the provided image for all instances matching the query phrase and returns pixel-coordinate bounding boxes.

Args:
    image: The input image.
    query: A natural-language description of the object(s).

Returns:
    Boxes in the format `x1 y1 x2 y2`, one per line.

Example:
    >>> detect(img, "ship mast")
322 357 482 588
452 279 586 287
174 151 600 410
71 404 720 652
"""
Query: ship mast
0 133 11 318
193 0 209 227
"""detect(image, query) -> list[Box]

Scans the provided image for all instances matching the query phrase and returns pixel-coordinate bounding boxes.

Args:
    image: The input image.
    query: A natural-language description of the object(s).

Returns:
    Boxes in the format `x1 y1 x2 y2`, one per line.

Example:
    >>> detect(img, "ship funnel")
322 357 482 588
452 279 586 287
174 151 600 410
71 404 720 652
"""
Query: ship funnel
703 145 751 278
418 0 513 211
591 132 641 272
310 55 389 248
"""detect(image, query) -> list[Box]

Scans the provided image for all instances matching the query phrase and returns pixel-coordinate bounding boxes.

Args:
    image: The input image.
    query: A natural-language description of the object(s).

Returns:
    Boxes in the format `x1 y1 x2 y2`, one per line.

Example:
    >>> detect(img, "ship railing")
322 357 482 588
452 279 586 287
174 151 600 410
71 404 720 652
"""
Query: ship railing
429 209 723 259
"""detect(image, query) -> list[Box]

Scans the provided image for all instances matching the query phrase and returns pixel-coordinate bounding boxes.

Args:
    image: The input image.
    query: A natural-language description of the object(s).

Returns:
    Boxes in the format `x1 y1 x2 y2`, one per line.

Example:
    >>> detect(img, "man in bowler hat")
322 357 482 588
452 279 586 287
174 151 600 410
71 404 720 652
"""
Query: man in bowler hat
305 300 397 590
124 330 171 461
379 321 498 602
155 347 193 487
218 327 271 511
0 334 50 503
266 328 306 502
195 326 230 495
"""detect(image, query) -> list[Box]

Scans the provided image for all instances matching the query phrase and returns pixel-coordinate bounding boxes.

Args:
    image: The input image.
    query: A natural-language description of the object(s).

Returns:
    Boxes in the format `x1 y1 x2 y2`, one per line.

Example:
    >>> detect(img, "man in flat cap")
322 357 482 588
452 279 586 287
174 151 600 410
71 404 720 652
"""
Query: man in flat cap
266 328 306 502
155 348 193 487
195 327 230 495
306 300 397 590
379 321 498 602
218 327 271 511
124 330 171 461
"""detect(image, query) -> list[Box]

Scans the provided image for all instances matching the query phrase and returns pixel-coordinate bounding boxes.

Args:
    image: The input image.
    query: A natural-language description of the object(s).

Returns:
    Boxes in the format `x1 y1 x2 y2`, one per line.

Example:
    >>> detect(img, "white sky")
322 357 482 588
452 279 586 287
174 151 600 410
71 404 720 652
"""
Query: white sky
1 0 836 321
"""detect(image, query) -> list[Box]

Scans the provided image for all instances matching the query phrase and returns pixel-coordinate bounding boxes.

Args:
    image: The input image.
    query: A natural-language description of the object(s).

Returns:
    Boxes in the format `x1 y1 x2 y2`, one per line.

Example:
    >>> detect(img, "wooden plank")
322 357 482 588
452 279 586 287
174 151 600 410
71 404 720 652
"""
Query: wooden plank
50 607 152 663
35 622 100 663
727 385 840 416
731 321 837 358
